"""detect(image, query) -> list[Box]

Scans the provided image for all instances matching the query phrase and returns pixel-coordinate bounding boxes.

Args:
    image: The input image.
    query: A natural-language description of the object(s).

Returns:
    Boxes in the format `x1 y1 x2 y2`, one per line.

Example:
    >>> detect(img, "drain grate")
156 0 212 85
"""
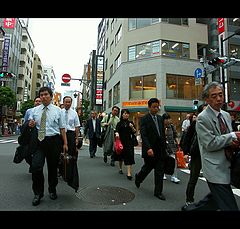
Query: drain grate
76 185 135 205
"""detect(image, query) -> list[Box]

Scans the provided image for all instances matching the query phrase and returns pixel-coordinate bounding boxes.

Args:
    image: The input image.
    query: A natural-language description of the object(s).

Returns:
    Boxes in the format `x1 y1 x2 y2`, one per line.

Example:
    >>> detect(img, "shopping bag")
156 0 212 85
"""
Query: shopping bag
176 147 187 168
114 137 123 155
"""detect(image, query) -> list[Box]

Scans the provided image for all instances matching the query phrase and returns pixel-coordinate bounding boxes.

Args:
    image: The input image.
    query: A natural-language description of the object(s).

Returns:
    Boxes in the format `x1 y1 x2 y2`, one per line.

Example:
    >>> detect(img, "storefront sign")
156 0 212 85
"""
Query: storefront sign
1 34 11 72
122 100 148 107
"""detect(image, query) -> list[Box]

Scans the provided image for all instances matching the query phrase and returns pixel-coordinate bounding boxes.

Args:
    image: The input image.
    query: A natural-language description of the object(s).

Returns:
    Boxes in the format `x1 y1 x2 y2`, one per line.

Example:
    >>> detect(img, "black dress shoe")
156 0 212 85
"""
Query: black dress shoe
103 156 107 163
49 192 57 200
127 175 132 180
32 194 43 206
135 174 140 188
154 193 166 201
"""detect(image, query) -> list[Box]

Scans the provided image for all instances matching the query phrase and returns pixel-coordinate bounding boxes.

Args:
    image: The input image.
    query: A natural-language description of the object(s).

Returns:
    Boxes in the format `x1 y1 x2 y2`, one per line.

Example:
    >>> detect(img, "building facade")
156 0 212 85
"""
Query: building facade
100 18 209 133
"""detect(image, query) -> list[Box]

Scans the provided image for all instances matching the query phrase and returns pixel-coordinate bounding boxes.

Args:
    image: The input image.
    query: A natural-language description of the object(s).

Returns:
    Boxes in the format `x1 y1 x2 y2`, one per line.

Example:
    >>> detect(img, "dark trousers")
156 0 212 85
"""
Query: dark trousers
89 133 97 157
32 135 62 195
136 157 165 195
186 154 202 202
66 131 77 158
207 181 239 211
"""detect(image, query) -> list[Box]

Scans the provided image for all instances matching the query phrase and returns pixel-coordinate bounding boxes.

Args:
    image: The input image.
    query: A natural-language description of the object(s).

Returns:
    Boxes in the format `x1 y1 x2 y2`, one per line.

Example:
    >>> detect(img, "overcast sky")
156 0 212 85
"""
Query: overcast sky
27 18 102 92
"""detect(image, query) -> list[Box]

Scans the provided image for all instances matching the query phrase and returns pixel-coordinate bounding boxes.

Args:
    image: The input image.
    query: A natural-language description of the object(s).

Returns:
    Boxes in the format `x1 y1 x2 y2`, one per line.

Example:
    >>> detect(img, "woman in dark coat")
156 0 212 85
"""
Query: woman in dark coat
115 109 136 180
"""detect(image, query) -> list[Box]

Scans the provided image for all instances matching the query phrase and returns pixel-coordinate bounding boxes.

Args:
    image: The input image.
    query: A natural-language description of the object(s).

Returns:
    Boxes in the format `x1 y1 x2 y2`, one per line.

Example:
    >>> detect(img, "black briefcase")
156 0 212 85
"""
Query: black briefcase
164 155 175 175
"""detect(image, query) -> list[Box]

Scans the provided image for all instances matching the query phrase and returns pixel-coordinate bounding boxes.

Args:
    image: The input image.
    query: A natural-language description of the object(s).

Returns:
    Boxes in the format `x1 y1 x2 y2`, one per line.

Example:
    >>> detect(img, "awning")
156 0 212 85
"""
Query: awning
127 107 149 112
164 106 196 112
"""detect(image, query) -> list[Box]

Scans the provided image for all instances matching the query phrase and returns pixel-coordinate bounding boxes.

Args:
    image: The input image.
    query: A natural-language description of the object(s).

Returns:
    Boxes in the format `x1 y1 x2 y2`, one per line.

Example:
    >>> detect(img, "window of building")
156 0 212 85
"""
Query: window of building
110 41 114 55
128 18 160 31
113 82 120 105
128 40 160 61
230 78 240 101
111 19 114 32
114 53 121 71
106 38 108 50
166 74 203 99
115 25 122 45
228 18 240 27
128 46 136 61
229 44 240 58
161 18 188 26
129 74 156 99
110 65 113 79
108 89 112 108
128 18 136 31
162 40 190 59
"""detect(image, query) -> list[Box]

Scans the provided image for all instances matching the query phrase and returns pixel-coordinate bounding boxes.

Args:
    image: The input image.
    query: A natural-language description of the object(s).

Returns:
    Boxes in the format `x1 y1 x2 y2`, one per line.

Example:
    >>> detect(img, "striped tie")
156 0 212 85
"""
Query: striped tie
38 106 47 141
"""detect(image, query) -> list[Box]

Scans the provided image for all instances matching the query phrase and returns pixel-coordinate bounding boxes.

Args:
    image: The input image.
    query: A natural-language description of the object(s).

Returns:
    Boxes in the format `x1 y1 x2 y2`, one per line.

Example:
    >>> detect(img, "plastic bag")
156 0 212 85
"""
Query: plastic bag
176 147 187 168
114 137 123 155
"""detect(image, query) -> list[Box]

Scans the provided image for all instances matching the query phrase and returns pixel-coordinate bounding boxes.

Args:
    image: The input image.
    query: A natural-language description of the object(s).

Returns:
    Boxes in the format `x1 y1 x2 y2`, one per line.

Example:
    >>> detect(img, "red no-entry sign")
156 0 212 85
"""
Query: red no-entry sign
62 73 71 83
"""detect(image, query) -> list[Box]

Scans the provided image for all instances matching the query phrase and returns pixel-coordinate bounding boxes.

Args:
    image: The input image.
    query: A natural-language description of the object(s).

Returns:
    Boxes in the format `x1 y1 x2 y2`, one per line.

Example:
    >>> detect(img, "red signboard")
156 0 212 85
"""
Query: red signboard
62 73 71 83
3 18 16 29
218 18 225 34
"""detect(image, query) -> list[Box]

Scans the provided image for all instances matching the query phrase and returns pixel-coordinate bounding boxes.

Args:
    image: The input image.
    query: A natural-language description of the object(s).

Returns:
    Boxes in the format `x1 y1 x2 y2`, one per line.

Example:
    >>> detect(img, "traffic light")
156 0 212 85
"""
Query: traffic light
193 100 199 110
0 72 14 78
208 57 228 67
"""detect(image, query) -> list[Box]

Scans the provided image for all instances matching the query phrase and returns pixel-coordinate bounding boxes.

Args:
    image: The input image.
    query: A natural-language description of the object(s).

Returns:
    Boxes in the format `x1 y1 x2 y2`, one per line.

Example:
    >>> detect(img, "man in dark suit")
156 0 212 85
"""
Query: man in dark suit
135 98 167 200
84 110 101 158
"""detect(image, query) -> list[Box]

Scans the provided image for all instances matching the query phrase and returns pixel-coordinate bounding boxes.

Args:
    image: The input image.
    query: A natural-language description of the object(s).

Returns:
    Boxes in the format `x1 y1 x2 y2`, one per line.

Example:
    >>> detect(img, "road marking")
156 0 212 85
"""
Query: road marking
0 139 17 144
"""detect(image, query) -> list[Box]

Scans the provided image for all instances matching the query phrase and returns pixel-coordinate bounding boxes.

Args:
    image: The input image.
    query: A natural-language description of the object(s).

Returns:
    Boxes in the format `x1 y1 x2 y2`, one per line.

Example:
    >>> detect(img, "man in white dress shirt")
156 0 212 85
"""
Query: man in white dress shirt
28 87 68 206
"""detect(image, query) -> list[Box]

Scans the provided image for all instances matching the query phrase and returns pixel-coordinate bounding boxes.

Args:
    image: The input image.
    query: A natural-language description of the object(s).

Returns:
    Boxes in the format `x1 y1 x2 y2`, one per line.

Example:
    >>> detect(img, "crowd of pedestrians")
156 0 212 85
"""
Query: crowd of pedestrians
13 82 240 211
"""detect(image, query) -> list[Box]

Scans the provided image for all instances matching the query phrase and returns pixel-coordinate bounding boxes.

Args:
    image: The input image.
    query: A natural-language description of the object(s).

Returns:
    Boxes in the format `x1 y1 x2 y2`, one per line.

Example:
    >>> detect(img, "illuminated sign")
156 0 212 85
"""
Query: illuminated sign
1 34 11 72
3 18 16 29
218 18 225 34
95 55 104 105
122 100 148 107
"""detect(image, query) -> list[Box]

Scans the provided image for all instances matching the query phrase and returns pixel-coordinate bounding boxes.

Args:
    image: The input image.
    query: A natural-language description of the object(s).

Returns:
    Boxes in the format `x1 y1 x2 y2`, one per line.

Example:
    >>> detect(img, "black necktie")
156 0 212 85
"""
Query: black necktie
218 113 233 161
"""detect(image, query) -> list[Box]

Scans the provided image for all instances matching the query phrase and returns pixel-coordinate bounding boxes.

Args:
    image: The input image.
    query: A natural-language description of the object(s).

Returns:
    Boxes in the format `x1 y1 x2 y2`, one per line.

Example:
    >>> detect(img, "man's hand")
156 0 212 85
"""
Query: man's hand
235 131 240 141
63 144 68 155
28 119 36 128
147 149 154 157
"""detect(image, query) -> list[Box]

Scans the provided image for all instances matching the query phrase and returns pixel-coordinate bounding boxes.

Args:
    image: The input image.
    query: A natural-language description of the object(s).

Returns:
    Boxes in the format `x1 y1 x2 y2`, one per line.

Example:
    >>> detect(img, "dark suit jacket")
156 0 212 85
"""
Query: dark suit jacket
140 113 167 160
84 118 101 139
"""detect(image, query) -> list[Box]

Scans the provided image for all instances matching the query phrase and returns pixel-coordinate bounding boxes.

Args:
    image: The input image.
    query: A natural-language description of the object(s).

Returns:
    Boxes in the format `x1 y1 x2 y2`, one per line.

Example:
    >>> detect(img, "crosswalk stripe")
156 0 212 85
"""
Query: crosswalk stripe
0 139 17 144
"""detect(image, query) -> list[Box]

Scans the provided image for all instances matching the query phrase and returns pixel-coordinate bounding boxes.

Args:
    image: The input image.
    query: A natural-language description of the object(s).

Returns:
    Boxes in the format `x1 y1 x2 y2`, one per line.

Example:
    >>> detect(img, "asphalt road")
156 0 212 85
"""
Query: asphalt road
1 136 240 213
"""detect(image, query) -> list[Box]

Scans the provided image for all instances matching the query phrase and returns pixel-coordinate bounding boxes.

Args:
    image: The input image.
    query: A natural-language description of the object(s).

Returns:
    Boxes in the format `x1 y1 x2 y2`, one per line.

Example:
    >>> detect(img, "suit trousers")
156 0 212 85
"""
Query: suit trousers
186 154 202 202
207 181 239 211
66 131 77 158
136 157 165 195
89 132 98 156
32 135 62 195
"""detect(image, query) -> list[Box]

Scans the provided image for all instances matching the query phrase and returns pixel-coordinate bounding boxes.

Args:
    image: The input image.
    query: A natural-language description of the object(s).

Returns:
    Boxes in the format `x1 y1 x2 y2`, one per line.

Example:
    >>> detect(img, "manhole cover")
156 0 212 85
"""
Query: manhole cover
76 185 135 205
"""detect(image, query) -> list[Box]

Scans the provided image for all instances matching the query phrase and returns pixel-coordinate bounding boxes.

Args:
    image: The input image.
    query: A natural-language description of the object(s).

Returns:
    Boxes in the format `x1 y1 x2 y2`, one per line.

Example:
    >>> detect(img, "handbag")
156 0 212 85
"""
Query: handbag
132 134 138 146
76 137 83 149
114 137 123 155
176 147 187 168
58 152 79 192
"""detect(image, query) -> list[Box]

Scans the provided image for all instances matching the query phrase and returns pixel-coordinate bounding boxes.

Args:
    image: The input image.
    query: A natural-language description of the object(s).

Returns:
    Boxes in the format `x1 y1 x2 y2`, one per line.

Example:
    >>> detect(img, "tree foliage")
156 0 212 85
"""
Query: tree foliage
81 99 90 122
20 99 34 117
0 86 16 107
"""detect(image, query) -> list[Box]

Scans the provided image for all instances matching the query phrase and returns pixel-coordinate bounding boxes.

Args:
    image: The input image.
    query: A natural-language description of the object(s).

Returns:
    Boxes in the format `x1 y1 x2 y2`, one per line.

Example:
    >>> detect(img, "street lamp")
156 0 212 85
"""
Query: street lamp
220 28 240 110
